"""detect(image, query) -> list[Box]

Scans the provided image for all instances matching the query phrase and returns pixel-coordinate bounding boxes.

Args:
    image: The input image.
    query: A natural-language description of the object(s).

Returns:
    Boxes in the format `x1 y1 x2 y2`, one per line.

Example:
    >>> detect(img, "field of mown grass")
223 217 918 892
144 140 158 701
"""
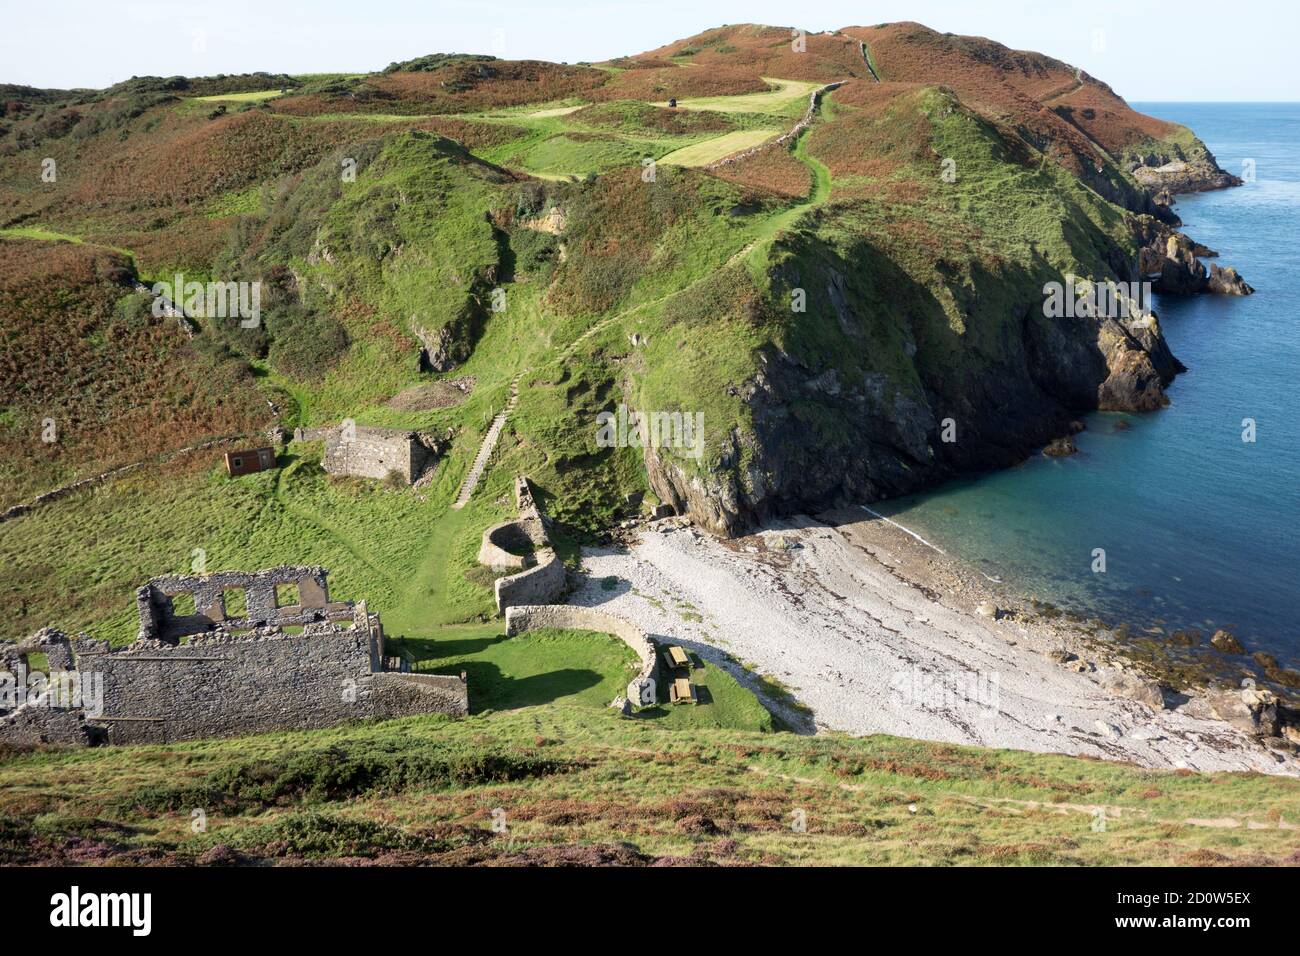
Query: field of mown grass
3 702 1298 865
658 129 780 167
658 77 821 116
193 90 285 103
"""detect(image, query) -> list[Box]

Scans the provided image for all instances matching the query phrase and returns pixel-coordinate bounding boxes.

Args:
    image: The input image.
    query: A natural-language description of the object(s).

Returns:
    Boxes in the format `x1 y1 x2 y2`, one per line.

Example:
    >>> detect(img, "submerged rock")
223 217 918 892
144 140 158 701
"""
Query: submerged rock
1210 629 1246 654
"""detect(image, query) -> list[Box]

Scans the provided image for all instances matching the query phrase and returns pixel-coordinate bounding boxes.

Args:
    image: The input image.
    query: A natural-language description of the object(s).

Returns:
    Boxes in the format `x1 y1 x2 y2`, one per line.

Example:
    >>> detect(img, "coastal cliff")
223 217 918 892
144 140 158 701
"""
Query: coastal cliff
0 21 1252 545
628 26 1251 536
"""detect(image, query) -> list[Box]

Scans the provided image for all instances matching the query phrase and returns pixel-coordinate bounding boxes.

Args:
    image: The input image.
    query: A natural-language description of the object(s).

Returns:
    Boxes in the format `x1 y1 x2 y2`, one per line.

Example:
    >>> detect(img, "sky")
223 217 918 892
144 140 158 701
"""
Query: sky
4 0 1295 100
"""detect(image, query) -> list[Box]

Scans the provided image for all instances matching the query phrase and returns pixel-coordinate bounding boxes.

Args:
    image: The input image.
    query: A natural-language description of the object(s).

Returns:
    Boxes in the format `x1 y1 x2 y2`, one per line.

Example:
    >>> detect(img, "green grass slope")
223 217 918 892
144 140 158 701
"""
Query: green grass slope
3 704 1296 866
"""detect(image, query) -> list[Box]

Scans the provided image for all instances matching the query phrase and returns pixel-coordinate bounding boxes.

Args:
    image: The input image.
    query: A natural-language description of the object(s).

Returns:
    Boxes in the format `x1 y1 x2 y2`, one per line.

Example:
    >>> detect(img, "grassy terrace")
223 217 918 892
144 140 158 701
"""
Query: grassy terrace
193 89 286 103
659 128 780 167
656 77 821 115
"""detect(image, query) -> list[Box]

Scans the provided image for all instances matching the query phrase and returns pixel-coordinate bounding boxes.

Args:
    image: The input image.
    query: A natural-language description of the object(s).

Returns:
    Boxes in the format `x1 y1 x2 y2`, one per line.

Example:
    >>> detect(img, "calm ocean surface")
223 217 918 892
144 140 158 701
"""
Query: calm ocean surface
874 103 1300 662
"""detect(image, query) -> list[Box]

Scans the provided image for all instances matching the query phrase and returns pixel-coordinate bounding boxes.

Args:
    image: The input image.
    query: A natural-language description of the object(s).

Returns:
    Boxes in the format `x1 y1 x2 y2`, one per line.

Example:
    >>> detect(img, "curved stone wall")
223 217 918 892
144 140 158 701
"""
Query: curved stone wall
504 604 660 706
494 550 566 612
477 518 543 573
479 476 567 613
478 521 529 573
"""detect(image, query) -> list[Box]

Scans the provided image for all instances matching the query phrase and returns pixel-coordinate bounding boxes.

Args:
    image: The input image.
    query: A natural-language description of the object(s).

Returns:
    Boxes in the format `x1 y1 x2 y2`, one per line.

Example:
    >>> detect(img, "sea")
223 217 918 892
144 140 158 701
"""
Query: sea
873 103 1300 663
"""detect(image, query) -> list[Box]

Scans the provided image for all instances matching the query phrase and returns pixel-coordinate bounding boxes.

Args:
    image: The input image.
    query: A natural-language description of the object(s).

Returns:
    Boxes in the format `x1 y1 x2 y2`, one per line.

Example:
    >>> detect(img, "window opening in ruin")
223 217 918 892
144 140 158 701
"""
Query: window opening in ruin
232 457 243 468
223 587 247 618
275 582 300 608
170 592 197 617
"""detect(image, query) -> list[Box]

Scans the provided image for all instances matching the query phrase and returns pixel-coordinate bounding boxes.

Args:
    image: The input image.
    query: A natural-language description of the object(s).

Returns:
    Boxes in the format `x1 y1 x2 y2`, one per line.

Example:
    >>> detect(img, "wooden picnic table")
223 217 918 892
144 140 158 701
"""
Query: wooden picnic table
670 677 696 704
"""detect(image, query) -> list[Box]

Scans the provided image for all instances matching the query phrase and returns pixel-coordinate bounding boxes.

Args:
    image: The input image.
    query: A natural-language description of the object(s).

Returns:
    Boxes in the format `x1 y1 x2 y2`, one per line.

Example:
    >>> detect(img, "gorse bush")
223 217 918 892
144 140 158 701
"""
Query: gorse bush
236 811 438 857
123 744 575 814
508 226 560 280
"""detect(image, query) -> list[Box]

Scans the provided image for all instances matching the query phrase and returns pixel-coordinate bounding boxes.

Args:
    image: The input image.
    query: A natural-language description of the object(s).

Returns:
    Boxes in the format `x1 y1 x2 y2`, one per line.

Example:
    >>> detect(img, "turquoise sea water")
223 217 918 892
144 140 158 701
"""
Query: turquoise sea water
874 103 1300 662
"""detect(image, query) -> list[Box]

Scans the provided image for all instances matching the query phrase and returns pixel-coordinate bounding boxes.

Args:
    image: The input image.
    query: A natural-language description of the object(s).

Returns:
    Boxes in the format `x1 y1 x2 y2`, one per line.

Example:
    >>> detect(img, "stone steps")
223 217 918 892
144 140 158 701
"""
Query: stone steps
450 378 520 509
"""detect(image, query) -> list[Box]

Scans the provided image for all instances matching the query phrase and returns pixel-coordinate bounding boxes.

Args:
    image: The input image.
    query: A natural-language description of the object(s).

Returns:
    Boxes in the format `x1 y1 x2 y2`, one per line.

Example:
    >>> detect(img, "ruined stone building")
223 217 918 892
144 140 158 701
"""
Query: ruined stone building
295 425 446 484
1 566 467 747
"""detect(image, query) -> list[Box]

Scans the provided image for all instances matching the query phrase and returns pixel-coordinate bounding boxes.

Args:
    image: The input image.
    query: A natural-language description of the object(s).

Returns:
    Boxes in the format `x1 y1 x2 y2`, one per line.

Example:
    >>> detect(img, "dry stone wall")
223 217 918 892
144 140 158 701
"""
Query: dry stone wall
705 81 845 171
505 604 660 706
481 476 568 613
2 567 468 748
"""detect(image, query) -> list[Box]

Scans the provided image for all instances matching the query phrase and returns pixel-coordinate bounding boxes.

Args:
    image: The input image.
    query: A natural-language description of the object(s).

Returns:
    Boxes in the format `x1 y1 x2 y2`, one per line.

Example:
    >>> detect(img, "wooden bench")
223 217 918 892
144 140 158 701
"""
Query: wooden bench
664 645 691 669
670 677 697 705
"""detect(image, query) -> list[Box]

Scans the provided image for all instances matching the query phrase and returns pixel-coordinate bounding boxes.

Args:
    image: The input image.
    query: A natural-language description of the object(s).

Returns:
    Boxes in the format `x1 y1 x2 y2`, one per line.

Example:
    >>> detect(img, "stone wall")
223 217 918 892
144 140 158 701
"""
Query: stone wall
0 704 92 747
293 425 445 484
0 436 240 525
70 621 465 745
0 628 90 745
477 520 536 573
505 604 660 706
480 476 567 613
495 555 567 614
136 566 351 642
2 568 468 748
369 673 469 719
705 81 844 171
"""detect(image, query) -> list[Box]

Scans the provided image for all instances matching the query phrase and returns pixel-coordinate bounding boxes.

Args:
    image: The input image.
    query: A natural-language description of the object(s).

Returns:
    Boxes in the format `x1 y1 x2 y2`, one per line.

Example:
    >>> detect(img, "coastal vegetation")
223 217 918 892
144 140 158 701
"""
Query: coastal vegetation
0 21 1285 863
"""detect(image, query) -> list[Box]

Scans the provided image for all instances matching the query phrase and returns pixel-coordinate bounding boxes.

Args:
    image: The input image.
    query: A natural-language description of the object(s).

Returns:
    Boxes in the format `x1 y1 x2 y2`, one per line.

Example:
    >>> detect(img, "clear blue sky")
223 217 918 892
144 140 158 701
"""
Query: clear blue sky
4 0 1293 100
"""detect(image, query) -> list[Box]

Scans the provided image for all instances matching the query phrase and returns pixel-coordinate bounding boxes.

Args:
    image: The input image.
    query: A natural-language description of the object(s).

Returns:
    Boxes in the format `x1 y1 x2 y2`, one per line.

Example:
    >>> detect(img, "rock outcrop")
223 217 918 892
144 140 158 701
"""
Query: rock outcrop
1206 686 1280 738
1207 262 1254 296
1131 156 1243 195
1133 218 1253 297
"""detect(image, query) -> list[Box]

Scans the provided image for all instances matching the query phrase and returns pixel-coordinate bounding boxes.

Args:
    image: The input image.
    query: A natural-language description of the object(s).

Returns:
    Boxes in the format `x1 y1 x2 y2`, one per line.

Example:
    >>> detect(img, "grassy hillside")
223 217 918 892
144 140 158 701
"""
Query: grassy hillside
0 23 1281 859
0 19 1202 620
0 238 266 508
4 702 1297 866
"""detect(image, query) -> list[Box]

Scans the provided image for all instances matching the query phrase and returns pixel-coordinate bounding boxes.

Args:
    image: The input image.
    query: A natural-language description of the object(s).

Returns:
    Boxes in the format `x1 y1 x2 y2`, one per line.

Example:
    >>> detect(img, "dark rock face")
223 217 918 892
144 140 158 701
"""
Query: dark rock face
1133 220 1253 298
1207 262 1254 296
640 85 1246 539
1156 234 1210 295
646 268 1188 537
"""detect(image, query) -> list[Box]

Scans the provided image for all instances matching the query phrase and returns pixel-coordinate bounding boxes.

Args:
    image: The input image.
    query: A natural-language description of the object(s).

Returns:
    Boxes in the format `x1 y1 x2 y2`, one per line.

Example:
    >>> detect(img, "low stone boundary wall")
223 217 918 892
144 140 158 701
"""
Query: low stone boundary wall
0 435 241 524
505 604 659 706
